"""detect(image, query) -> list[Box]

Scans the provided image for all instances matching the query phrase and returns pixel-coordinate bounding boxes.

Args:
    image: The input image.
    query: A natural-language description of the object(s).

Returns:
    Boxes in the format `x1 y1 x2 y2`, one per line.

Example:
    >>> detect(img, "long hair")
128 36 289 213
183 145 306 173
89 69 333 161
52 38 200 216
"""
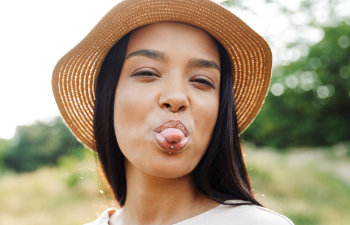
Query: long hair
94 31 261 207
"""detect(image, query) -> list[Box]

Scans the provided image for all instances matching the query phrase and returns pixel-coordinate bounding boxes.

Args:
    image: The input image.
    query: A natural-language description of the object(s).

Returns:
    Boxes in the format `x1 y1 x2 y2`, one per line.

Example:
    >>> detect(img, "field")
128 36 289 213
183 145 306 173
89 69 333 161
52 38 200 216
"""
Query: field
0 143 349 225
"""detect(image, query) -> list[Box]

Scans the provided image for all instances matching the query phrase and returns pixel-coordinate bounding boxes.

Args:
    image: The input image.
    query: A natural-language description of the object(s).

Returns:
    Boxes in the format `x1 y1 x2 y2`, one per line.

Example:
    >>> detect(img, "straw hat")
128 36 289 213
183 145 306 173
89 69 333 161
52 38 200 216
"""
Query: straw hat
52 0 272 151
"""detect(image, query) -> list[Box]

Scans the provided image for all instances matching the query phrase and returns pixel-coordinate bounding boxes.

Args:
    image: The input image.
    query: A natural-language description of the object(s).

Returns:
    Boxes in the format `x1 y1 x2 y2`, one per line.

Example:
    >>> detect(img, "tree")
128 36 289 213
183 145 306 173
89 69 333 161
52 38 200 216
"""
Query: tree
0 138 11 173
243 22 350 147
3 117 82 172
220 0 350 147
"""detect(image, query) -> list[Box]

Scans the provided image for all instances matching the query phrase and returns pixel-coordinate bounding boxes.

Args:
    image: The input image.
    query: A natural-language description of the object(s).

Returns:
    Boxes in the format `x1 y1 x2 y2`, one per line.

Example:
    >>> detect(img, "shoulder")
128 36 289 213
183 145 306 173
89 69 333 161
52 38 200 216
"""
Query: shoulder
211 203 294 225
83 208 116 225
228 204 294 225
177 201 294 225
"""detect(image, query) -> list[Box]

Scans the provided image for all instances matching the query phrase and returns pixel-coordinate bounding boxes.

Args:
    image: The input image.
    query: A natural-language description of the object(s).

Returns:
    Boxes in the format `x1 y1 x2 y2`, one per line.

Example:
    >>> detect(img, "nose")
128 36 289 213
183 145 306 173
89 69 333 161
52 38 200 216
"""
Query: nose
158 78 189 113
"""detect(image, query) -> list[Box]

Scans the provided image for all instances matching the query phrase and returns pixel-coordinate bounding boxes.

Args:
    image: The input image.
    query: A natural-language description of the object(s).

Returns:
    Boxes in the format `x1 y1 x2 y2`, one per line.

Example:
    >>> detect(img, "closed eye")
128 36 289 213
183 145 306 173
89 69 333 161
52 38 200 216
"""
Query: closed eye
191 78 215 89
130 70 160 83
131 71 160 77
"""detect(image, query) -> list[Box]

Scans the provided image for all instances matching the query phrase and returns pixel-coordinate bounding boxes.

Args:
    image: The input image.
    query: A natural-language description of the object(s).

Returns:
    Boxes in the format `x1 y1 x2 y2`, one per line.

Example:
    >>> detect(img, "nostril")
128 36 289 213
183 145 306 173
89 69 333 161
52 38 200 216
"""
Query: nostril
163 103 186 112
178 105 185 111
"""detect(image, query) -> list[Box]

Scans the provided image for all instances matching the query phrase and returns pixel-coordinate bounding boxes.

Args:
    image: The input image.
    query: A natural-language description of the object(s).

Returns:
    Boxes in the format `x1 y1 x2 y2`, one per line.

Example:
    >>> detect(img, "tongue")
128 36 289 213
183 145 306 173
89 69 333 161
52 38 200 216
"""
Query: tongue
160 128 185 143
154 128 188 152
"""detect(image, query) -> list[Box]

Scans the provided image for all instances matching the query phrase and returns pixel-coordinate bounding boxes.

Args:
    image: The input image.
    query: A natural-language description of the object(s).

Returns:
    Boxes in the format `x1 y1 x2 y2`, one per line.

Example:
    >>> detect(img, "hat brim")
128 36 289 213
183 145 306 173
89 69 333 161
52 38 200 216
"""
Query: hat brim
52 0 272 151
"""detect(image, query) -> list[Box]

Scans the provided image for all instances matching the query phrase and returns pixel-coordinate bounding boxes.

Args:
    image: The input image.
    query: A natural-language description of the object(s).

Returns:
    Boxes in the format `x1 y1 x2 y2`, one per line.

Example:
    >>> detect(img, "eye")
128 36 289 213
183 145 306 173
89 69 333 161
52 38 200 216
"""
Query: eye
191 77 215 89
130 70 160 82
131 70 160 77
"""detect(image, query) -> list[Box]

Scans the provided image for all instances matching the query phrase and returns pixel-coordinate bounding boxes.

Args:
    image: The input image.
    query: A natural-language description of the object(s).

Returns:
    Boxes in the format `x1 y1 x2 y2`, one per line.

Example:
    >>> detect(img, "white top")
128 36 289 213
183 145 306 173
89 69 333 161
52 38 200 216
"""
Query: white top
84 200 294 225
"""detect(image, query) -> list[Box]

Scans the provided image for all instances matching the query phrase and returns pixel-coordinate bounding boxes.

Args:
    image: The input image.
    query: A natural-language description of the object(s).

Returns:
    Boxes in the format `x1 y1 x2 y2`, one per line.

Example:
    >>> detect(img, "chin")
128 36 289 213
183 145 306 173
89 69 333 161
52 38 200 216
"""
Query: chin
142 158 196 179
123 141 202 179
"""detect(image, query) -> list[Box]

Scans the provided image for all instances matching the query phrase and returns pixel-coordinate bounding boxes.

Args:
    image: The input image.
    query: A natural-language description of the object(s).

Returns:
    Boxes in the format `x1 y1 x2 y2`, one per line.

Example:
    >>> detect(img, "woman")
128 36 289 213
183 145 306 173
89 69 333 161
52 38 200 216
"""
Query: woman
52 0 294 224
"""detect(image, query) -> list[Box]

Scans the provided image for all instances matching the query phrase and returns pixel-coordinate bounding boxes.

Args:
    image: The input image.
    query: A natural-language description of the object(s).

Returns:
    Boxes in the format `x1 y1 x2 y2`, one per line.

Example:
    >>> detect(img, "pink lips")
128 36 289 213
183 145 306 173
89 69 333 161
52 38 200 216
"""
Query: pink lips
154 120 189 153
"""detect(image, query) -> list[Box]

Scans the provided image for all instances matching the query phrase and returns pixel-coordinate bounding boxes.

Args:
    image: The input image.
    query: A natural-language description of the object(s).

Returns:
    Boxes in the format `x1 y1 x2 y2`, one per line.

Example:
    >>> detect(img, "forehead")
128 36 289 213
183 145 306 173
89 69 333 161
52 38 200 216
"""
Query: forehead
126 22 220 61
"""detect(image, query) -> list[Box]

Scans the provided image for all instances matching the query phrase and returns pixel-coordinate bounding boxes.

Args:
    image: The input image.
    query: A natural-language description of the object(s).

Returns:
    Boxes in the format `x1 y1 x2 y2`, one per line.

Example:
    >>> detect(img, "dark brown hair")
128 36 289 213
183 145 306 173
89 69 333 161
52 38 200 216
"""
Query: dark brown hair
94 31 261 207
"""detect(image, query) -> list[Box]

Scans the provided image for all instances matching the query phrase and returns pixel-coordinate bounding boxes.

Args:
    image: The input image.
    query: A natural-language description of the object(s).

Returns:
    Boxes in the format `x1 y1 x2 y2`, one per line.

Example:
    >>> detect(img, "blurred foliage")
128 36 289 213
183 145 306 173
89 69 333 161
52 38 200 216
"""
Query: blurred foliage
220 0 350 147
244 22 350 147
58 148 93 188
0 139 11 174
221 0 245 8
0 150 114 225
245 144 350 225
1 117 82 172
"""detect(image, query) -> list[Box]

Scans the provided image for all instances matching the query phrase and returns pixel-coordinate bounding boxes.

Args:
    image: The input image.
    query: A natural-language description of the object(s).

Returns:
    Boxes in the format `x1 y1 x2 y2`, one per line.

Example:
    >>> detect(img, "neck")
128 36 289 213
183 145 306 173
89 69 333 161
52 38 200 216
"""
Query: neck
120 161 218 225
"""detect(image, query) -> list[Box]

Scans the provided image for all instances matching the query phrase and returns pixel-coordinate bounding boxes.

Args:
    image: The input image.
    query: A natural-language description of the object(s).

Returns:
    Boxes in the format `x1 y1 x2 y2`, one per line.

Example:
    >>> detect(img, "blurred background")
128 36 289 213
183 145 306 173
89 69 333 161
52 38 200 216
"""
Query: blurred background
0 0 349 224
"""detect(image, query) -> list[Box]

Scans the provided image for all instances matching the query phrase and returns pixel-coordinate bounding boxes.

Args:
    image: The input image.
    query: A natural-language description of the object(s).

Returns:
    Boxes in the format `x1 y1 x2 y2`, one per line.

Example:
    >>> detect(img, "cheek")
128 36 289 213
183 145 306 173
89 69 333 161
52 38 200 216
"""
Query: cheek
113 83 155 150
191 93 220 155
114 88 146 127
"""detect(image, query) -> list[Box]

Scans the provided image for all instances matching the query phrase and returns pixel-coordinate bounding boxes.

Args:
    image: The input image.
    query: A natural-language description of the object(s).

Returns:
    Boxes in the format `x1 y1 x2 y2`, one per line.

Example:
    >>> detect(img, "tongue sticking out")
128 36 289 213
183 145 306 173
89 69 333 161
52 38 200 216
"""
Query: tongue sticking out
154 128 189 152
161 128 185 142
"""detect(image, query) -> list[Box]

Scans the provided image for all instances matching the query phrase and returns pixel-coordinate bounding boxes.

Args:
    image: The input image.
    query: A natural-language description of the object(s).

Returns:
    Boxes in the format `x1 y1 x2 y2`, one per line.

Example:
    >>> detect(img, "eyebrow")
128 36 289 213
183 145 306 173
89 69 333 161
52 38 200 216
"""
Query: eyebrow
188 58 220 71
125 49 166 61
125 49 220 71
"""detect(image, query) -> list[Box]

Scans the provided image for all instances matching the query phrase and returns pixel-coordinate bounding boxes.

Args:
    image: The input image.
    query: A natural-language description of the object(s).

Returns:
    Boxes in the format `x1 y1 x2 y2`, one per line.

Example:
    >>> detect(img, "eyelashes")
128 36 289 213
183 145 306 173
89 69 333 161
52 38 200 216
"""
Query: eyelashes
131 71 160 78
190 78 215 89
131 70 216 89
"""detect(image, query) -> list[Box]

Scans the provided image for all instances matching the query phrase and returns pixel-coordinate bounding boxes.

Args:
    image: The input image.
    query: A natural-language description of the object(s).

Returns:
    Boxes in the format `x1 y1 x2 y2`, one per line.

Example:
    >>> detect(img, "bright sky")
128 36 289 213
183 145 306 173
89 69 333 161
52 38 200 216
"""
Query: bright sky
0 0 348 139
0 0 120 139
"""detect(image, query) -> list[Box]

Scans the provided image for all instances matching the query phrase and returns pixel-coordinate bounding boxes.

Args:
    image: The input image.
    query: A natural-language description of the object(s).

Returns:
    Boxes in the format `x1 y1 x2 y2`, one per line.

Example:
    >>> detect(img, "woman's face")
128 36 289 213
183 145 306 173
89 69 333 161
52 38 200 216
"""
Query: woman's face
113 22 220 178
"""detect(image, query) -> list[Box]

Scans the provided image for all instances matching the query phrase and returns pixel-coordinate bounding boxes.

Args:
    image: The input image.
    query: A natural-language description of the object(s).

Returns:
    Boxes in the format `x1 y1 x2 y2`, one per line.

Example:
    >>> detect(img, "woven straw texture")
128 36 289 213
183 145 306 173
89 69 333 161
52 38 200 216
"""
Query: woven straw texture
52 0 272 151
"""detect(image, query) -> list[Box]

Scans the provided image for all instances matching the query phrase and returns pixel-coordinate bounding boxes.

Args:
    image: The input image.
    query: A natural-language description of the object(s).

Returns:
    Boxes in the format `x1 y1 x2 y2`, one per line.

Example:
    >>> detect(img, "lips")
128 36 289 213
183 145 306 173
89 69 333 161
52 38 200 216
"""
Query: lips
154 120 190 153
154 120 189 137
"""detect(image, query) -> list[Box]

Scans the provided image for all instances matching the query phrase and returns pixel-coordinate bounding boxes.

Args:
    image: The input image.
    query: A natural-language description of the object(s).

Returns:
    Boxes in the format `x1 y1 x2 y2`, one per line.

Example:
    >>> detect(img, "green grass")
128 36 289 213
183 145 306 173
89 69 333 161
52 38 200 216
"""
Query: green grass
0 151 116 225
0 144 349 225
245 143 350 225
